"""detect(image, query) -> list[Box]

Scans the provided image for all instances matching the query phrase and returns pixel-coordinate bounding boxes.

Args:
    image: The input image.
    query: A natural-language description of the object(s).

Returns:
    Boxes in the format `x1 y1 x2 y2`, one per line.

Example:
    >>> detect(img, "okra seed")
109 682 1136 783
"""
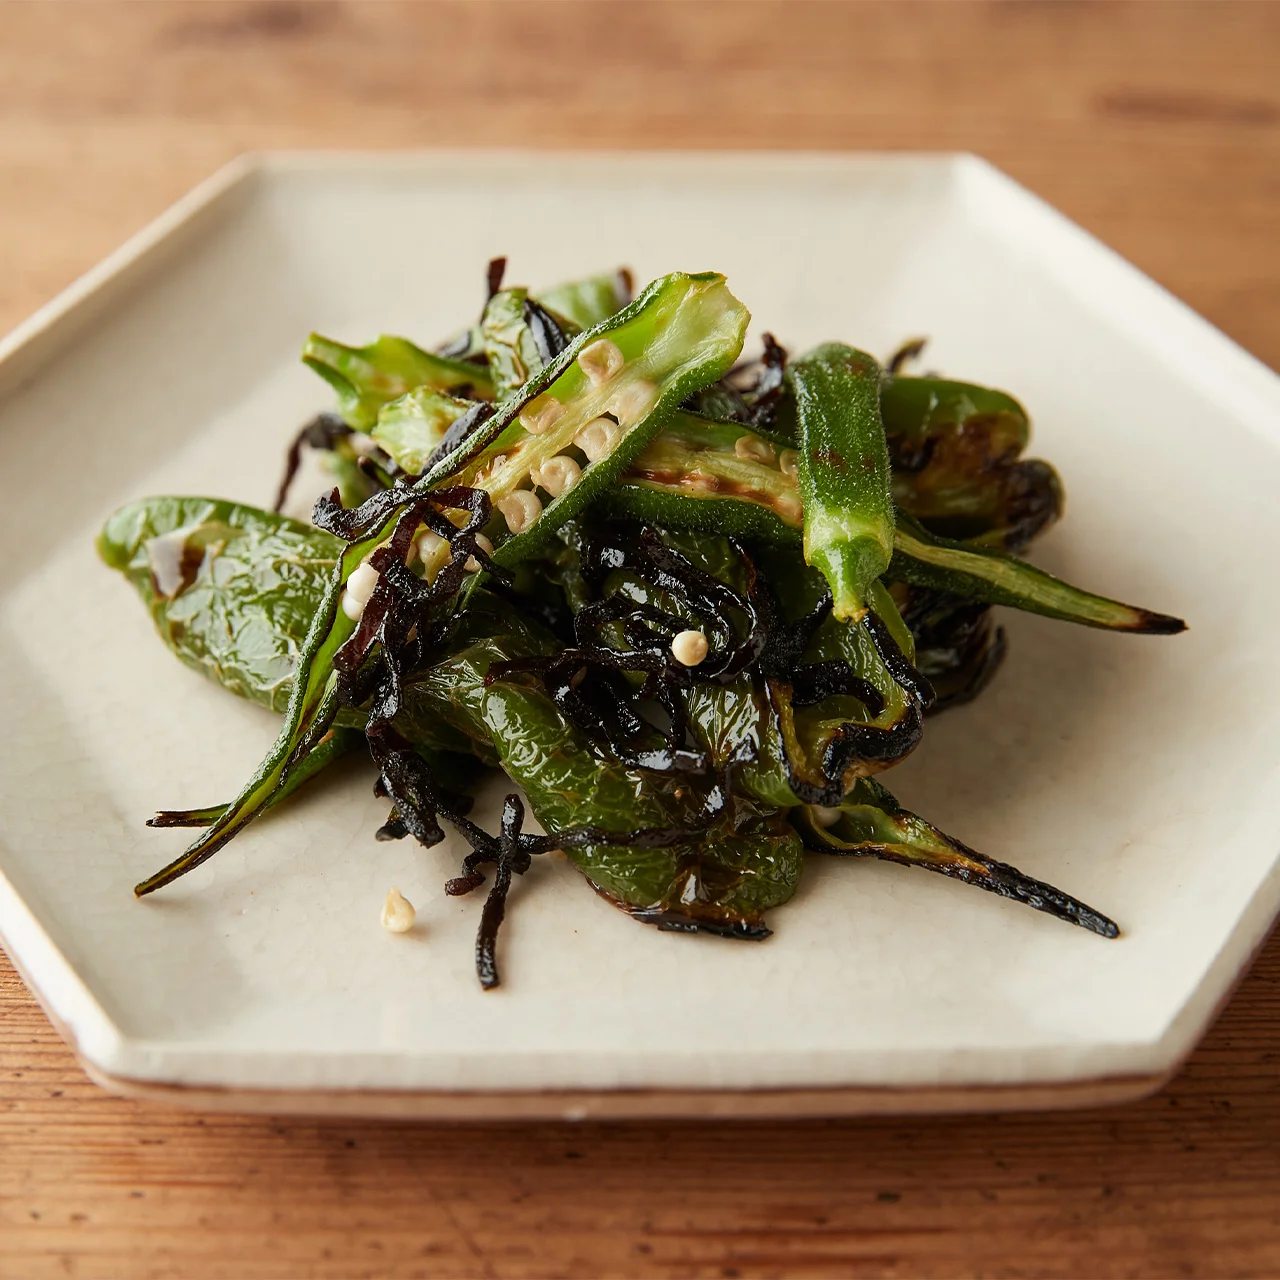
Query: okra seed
381 887 416 933
518 394 564 436
577 337 624 385
533 455 582 497
610 379 658 428
671 629 709 667
735 434 775 464
346 561 380 606
778 449 799 477
465 532 494 573
340 590 365 622
575 417 621 462
776 493 804 524
350 432 379 457
496 489 543 535
810 805 842 829
417 530 447 562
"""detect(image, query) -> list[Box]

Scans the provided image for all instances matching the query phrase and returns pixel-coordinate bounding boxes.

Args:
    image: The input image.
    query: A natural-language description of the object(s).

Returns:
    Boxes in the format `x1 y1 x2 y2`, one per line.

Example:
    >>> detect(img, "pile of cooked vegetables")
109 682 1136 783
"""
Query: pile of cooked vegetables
98 263 1185 989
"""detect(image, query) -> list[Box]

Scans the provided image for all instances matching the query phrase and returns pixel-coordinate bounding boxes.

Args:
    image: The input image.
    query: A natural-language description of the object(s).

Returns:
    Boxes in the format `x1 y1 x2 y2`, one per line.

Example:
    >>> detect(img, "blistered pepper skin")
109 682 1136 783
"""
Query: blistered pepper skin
126 273 749 899
97 497 344 713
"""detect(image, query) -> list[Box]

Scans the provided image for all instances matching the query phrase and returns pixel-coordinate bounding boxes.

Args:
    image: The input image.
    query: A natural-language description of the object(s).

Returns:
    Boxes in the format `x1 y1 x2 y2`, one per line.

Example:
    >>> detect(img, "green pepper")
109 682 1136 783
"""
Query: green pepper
132 272 748 898
480 287 555 398
371 387 472 476
615 421 1183 635
97 497 345 713
880 375 1030 463
888 584 1007 712
785 344 894 622
434 268 629 363
794 776 1118 937
303 334 495 430
536 269 631 331
401 595 803 933
880 375 1061 550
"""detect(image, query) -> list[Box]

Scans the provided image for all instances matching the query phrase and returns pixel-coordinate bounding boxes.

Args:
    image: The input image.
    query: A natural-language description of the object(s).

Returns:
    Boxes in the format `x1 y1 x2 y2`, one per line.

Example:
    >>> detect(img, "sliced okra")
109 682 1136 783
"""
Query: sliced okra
786 344 895 622
433 271 751 566
615 421 1185 636
133 272 748 896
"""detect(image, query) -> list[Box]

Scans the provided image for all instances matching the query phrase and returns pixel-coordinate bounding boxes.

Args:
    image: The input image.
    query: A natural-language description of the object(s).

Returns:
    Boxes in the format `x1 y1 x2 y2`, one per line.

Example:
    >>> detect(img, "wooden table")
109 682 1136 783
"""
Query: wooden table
2 3 1278 1276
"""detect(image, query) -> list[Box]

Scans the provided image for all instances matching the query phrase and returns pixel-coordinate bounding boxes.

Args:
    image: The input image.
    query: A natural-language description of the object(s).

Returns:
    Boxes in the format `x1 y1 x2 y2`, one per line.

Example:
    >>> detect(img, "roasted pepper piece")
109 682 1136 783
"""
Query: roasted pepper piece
481 287 562 398
537 269 631 331
303 334 495 430
785 344 894 622
131 273 748 897
881 374 1060 551
881 375 1030 462
371 387 472 476
616 421 1183 635
401 596 803 934
97 497 345 713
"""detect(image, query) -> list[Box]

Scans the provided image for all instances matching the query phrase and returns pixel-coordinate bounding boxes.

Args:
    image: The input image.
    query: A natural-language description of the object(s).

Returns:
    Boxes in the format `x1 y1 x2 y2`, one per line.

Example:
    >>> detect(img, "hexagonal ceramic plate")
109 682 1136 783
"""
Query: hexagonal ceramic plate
2 152 1278 1119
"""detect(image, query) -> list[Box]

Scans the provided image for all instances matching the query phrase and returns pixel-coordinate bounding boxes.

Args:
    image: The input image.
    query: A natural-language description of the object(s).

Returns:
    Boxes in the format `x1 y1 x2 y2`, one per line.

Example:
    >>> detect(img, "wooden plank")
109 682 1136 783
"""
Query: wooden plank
2 2 1278 1275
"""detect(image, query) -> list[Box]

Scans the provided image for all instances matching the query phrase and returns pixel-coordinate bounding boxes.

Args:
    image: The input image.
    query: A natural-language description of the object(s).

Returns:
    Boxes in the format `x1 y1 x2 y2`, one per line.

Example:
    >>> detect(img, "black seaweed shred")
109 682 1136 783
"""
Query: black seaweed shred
886 337 928 375
314 488 737 988
489 526 933 810
523 298 571 363
421 401 497 476
486 256 507 302
273 412 353 513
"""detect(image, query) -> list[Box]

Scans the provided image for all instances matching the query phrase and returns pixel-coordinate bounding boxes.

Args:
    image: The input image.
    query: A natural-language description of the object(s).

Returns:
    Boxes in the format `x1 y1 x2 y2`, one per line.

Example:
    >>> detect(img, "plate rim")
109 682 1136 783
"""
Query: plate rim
4 147 1279 1114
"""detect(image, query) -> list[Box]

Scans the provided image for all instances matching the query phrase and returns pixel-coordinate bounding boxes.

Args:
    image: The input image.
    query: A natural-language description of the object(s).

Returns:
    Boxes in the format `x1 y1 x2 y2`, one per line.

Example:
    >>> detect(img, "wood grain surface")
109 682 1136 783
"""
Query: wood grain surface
2 2 1279 1276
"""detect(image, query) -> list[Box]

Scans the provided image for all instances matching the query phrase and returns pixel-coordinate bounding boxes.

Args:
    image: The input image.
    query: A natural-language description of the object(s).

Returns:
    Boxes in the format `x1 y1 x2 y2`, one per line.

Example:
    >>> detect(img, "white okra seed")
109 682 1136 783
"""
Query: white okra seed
610 379 658 428
465 532 493 573
670 629 709 667
574 417 621 463
577 338 624 385
381 887 416 933
810 805 842 829
776 492 804 525
778 449 799 477
735 434 775 464
346 561 380 605
349 432 379 457
417 530 447 561
496 489 542 534
341 589 365 622
533 455 582 497
518 394 565 436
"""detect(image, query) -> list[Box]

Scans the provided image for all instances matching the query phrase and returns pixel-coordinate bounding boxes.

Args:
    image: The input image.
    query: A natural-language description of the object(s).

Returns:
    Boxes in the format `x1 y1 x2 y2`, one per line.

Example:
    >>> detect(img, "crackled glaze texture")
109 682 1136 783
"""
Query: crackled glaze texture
0 153 1278 1111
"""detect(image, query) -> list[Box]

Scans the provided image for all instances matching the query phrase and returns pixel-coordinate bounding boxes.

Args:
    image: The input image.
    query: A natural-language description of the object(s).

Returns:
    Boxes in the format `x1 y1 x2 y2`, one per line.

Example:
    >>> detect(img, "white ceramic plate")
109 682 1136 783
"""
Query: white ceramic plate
2 152 1279 1119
